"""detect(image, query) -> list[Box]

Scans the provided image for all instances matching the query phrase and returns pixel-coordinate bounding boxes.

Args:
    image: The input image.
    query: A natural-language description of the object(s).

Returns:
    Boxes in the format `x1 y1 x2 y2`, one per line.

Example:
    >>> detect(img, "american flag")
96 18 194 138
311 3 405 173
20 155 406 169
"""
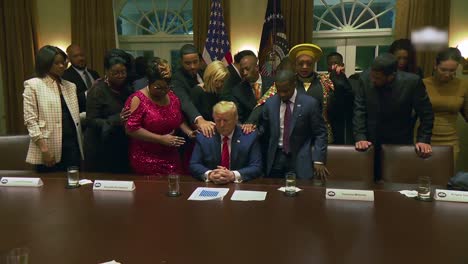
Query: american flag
258 0 289 77
202 0 233 66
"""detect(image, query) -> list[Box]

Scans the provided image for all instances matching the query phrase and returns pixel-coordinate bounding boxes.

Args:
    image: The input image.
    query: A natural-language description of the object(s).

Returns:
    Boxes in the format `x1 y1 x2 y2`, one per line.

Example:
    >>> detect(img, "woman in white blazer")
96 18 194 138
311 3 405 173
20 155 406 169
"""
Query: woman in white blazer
23 45 84 172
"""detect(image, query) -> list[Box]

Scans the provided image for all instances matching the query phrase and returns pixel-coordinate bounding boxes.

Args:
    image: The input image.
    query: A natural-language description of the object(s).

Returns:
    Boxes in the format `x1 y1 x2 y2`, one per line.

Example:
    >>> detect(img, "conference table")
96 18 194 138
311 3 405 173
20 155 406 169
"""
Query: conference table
0 172 467 264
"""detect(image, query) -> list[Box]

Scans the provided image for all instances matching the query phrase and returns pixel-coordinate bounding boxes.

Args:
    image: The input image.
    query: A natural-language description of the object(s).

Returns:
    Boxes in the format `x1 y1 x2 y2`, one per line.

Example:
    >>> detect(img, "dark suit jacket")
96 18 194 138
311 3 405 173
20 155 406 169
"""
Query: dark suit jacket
230 76 274 124
353 70 434 145
189 126 262 181
171 67 203 124
259 92 328 179
220 64 242 102
62 66 99 113
296 72 354 144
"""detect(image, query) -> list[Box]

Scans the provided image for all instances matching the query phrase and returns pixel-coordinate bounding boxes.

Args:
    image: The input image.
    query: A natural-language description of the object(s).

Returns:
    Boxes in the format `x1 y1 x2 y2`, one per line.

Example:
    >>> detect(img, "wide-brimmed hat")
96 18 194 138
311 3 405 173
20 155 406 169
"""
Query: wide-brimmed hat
288 43 323 62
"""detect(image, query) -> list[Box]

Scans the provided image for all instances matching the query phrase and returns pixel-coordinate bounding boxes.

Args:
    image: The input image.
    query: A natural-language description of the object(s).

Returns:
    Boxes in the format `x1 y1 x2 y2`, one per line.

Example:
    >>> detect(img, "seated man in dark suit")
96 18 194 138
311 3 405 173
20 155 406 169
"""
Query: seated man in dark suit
171 44 215 137
353 53 434 179
190 101 262 184
221 50 256 101
230 54 274 125
63 44 100 114
259 70 329 179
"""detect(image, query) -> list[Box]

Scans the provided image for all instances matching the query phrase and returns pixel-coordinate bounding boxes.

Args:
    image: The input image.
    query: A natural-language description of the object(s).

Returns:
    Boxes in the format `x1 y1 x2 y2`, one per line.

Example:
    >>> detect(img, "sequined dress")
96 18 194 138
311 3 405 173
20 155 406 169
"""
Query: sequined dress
125 90 183 175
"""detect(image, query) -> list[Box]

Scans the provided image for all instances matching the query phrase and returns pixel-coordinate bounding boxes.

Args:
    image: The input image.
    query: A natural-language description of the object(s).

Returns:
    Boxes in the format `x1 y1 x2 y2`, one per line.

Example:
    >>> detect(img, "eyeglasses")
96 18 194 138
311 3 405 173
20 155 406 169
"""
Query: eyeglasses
437 67 457 75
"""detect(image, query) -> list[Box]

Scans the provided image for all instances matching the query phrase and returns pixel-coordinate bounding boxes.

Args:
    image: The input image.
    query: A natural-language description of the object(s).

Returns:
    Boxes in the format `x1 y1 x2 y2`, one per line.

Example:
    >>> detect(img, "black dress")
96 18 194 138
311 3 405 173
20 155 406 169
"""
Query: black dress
190 85 220 122
84 79 133 173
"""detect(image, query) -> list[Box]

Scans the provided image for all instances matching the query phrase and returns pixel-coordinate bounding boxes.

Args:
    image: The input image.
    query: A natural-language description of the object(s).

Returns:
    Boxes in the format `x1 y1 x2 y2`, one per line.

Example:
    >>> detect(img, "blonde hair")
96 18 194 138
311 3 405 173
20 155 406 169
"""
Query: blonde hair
203 61 229 93
212 101 238 116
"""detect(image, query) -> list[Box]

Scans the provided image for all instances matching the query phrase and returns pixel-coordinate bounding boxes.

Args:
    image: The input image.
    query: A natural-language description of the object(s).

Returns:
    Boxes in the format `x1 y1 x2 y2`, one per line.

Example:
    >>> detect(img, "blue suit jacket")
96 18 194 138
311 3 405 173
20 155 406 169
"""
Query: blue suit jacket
259 91 328 179
189 126 262 181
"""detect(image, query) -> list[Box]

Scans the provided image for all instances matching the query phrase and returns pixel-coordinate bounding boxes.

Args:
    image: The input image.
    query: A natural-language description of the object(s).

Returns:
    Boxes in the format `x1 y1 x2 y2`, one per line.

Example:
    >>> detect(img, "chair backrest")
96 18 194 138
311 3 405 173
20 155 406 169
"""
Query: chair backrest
380 144 454 185
326 145 374 183
0 135 34 170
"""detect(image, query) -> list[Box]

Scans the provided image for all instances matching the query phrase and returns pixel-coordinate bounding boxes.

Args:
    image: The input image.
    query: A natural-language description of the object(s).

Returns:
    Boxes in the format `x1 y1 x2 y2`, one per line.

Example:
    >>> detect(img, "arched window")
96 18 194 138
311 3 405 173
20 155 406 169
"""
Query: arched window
313 0 396 75
114 0 193 68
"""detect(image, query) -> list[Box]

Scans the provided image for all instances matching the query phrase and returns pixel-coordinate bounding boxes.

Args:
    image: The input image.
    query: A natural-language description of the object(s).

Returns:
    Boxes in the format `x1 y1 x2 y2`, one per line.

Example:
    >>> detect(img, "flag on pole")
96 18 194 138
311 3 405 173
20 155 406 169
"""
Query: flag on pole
202 0 233 66
258 0 289 77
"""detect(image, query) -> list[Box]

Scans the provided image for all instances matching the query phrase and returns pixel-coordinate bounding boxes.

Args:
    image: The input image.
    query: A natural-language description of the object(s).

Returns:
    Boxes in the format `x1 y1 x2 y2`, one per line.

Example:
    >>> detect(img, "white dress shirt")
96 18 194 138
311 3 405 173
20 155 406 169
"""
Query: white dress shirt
72 66 95 90
278 89 297 148
204 130 242 183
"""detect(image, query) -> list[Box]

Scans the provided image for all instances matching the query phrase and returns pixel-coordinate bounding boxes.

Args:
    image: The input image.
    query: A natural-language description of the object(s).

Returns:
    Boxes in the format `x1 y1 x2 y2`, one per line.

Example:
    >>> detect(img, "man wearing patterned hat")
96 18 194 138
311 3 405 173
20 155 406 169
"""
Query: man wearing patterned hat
289 43 353 144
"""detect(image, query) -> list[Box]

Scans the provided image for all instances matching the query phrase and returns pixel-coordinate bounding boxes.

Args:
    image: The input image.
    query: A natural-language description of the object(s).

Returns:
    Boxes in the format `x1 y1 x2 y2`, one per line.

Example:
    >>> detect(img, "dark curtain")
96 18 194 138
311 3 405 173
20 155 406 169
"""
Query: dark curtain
71 0 117 76
395 0 451 77
281 0 314 46
0 0 38 134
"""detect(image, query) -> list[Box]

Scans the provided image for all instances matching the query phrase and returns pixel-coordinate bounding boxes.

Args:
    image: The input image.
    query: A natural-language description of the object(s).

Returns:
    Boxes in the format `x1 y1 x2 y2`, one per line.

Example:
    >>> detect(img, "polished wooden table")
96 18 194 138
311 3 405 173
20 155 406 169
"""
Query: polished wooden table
0 172 467 264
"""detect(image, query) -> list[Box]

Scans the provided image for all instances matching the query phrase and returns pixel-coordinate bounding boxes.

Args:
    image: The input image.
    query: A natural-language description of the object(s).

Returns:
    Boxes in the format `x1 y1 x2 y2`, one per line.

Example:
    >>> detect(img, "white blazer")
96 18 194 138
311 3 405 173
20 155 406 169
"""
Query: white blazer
23 76 84 164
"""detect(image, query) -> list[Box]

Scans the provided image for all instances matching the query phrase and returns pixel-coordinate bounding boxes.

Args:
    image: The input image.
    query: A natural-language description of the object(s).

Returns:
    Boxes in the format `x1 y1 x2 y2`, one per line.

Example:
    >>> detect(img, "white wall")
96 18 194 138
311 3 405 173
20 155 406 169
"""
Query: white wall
229 0 267 55
36 0 72 51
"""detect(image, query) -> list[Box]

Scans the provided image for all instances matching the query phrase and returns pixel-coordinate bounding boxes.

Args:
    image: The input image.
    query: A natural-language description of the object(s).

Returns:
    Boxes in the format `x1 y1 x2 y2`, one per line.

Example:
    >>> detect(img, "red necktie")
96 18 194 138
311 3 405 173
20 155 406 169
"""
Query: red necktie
283 100 291 153
221 136 230 169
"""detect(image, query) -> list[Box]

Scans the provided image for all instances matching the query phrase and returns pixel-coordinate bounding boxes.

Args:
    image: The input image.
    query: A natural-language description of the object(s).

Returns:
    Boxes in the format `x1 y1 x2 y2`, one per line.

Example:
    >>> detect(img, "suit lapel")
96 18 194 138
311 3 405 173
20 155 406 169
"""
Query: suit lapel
366 79 379 114
242 82 256 108
214 134 221 166
60 82 79 125
290 94 303 136
272 96 281 138
70 67 87 91
230 126 241 168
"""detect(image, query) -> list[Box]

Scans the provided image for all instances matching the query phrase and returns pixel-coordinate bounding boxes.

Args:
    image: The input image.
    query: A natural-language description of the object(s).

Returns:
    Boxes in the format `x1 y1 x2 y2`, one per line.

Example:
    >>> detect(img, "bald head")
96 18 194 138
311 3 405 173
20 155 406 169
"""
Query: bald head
66 44 87 69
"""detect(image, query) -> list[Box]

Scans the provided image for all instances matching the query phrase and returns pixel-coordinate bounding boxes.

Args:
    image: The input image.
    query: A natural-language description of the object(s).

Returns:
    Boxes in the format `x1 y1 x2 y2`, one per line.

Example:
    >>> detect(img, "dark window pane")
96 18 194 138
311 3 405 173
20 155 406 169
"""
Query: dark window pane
356 46 375 72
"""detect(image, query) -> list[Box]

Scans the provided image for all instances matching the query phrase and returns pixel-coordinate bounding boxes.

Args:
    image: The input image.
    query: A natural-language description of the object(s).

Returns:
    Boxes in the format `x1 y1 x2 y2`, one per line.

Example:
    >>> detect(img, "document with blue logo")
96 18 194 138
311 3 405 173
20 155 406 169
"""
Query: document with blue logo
188 187 229 201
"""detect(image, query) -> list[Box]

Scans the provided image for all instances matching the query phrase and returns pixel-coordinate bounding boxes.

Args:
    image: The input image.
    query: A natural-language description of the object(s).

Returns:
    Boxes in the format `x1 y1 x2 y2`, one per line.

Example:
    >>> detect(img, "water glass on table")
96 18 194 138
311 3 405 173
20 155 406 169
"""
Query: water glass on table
167 174 181 197
67 166 80 188
417 176 432 201
285 172 297 197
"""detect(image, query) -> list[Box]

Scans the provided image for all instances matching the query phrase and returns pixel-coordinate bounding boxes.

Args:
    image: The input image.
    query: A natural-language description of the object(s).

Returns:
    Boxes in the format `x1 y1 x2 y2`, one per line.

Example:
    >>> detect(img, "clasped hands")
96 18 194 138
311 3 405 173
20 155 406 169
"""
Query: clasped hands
208 166 235 184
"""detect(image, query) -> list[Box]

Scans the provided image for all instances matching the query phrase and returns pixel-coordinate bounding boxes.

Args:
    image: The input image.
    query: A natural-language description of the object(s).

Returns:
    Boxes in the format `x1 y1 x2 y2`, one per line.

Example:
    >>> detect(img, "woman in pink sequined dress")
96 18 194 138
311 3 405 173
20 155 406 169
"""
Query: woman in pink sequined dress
125 58 196 175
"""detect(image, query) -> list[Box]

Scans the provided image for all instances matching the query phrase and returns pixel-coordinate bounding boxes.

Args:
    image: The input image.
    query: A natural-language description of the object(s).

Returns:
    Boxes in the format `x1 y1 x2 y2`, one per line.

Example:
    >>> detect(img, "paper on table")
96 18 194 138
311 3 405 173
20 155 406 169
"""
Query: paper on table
100 260 121 264
188 187 229 200
277 187 302 192
231 190 267 201
399 190 418 198
79 179 93 185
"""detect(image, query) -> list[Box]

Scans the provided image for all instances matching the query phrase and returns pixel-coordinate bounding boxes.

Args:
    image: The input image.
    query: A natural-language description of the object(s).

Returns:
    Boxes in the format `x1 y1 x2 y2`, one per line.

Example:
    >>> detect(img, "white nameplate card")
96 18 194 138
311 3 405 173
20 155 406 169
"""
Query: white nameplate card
0 177 43 187
93 180 135 192
326 188 374 201
434 189 468 203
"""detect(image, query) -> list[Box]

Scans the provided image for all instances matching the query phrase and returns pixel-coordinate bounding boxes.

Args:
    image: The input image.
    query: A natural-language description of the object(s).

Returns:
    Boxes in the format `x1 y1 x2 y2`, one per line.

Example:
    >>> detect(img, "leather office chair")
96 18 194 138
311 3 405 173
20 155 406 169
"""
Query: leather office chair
380 144 454 185
326 145 374 183
0 135 34 170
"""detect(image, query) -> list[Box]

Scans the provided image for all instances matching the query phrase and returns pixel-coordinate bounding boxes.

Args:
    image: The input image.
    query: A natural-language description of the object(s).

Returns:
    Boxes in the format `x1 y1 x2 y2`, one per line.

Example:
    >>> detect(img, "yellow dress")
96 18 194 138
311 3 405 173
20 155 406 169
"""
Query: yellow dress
423 76 468 162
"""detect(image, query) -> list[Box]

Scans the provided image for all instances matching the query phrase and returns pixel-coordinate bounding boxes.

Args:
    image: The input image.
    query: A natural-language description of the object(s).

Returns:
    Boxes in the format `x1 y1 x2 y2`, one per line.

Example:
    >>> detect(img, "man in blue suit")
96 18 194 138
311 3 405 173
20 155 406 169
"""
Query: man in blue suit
190 101 262 184
259 70 329 179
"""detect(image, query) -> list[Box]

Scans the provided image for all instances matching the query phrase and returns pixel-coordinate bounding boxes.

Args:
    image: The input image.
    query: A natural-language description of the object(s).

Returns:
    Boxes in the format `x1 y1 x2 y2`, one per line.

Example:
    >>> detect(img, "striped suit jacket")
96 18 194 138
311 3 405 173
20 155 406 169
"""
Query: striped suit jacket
23 76 84 164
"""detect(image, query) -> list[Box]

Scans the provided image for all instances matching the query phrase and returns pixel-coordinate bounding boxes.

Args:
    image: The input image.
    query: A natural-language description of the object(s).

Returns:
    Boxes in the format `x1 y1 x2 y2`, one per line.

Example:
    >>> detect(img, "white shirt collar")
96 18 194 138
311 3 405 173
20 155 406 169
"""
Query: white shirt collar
251 74 262 86
72 66 88 74
283 89 297 104
221 129 235 141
